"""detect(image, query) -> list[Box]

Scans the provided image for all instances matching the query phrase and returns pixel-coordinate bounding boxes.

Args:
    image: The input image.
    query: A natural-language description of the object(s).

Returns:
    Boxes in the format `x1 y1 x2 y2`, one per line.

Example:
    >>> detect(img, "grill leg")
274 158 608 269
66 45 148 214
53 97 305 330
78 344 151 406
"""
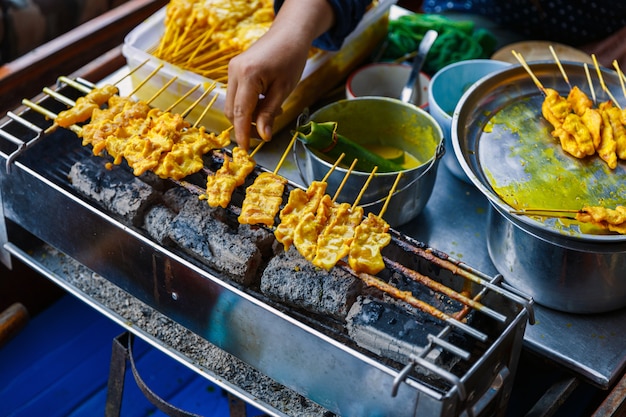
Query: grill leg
105 332 129 417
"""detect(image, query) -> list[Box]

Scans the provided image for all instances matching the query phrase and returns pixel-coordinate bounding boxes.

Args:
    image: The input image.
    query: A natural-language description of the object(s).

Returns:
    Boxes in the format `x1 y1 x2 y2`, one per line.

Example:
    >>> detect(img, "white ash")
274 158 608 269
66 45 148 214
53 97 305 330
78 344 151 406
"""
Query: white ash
68 157 158 226
168 197 262 287
33 245 329 416
143 205 176 245
260 247 362 321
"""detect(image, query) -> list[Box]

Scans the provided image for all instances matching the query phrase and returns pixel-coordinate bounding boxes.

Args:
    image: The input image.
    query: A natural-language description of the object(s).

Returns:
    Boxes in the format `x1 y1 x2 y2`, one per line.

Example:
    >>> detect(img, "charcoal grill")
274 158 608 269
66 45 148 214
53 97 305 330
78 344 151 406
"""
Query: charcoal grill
0 73 534 416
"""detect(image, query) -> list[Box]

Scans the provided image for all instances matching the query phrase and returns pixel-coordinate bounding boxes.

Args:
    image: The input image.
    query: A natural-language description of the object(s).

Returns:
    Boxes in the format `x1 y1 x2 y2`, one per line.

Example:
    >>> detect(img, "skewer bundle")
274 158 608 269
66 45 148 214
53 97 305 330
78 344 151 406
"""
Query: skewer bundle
153 0 275 82
513 49 626 169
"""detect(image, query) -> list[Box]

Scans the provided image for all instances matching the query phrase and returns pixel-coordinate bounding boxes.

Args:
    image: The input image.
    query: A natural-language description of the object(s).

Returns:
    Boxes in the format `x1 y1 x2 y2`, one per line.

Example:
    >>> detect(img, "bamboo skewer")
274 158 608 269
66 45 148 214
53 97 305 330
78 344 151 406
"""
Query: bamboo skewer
351 166 377 209
146 76 178 104
511 50 546 95
164 84 200 113
274 132 299 175
613 60 626 99
379 172 403 218
128 63 164 98
549 45 571 89
181 82 217 118
331 159 359 203
322 153 345 184
592 54 622 109
584 63 597 104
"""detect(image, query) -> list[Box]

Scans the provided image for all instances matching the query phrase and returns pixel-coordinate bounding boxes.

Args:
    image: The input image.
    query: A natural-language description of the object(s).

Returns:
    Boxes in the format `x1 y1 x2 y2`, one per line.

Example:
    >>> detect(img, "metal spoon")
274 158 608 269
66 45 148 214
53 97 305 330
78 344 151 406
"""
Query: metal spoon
400 30 438 105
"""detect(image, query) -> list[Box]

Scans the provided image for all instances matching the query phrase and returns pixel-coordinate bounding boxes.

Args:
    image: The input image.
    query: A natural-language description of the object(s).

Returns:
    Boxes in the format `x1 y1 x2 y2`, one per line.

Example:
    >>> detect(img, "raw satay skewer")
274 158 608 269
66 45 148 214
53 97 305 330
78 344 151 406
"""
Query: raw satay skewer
348 171 402 275
274 153 345 251
237 133 298 226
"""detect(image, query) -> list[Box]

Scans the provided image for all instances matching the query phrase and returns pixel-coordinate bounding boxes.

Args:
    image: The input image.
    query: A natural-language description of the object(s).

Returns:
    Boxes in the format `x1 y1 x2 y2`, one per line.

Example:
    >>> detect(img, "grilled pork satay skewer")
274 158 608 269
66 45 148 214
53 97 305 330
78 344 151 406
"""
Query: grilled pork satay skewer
348 172 402 275
550 47 601 156
311 166 378 270
514 49 596 159
49 61 160 129
293 159 359 261
274 153 345 251
202 135 261 209
511 206 626 235
591 54 626 162
237 133 297 226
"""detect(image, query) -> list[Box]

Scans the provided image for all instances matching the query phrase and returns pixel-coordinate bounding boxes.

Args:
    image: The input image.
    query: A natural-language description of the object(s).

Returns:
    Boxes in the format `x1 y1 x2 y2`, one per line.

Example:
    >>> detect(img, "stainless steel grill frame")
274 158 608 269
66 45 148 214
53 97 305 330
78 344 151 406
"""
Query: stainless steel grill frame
0 79 532 417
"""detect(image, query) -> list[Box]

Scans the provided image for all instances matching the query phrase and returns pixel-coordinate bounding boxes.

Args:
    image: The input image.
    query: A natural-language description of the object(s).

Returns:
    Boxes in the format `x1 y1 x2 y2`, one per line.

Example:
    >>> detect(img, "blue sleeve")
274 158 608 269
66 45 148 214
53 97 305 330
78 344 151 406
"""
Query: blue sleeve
274 0 373 51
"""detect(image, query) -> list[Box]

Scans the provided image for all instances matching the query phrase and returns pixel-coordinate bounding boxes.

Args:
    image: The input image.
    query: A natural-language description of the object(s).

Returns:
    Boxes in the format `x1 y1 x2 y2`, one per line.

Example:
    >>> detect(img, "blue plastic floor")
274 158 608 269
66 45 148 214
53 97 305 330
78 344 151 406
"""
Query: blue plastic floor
0 294 265 417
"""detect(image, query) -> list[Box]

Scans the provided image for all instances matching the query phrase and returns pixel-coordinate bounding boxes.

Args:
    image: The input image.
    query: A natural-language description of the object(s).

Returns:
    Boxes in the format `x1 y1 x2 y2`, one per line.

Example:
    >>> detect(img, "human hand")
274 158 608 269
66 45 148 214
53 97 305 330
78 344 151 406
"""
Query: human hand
224 0 335 150
224 29 309 150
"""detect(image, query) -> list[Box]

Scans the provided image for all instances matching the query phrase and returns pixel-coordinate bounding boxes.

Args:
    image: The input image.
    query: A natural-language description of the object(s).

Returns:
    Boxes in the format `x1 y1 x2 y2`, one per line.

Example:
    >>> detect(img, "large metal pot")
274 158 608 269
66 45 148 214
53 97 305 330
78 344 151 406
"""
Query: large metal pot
452 61 626 314
295 97 444 227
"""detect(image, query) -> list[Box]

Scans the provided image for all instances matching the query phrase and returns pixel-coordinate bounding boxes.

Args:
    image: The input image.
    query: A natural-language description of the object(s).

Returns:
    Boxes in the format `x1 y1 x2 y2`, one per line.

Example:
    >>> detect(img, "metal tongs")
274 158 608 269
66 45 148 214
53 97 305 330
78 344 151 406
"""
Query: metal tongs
400 29 438 105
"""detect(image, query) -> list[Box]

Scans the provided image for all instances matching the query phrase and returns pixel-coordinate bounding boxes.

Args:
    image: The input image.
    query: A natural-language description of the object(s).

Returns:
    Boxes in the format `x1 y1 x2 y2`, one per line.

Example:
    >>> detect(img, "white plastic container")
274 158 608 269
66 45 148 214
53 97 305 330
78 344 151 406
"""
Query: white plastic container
122 0 396 134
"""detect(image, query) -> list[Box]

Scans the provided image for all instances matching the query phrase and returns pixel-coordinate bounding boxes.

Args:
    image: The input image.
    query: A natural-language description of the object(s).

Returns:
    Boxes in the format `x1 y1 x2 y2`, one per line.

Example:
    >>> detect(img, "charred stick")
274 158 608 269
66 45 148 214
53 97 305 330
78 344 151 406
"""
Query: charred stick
385 258 506 323
342 263 488 342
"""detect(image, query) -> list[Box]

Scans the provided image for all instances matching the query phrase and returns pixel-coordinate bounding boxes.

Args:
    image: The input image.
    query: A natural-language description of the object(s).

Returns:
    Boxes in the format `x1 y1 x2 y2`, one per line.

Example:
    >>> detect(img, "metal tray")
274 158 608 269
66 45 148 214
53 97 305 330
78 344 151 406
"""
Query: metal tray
452 61 626 243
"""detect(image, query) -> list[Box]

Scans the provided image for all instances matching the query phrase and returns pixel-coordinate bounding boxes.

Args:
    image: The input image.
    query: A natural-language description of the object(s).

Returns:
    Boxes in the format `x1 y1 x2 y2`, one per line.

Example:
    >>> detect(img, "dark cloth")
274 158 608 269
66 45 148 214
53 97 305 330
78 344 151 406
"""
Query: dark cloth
421 0 626 46
274 0 373 51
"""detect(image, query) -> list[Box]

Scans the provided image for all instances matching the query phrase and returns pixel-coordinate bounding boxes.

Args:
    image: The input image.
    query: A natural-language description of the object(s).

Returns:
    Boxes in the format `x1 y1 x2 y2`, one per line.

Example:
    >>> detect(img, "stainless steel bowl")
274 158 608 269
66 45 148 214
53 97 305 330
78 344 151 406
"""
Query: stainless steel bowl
452 61 626 313
295 97 444 227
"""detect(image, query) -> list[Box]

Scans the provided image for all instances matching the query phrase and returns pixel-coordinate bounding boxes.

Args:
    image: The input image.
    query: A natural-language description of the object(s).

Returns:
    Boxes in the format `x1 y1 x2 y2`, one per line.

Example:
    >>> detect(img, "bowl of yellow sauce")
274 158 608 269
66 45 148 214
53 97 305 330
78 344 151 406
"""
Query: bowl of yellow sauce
295 97 444 227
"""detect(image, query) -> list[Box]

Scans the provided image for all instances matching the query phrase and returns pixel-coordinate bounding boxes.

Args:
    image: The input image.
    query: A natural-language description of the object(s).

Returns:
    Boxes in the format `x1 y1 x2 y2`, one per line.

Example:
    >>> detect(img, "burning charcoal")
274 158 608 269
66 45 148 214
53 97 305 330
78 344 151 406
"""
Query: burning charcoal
68 157 158 226
162 186 195 213
144 205 176 245
168 198 262 286
346 296 446 365
260 247 361 320
238 224 276 259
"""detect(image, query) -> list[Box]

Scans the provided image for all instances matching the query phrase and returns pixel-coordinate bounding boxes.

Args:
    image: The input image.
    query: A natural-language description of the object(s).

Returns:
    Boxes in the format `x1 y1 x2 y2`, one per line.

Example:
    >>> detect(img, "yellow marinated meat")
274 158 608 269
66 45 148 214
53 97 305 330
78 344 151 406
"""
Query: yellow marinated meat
56 84 119 127
122 109 184 176
348 212 391 275
581 107 602 149
567 86 593 117
561 113 595 156
274 181 327 250
597 107 618 169
576 205 626 234
238 172 286 226
293 194 333 261
204 147 255 208
604 105 626 160
313 204 364 270
542 88 571 128
80 97 151 155
551 126 586 158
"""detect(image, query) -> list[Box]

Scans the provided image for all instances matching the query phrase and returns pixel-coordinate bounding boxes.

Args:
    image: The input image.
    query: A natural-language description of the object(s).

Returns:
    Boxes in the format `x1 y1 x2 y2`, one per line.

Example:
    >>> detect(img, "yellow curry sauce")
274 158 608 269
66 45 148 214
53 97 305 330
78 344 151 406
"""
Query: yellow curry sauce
480 96 626 235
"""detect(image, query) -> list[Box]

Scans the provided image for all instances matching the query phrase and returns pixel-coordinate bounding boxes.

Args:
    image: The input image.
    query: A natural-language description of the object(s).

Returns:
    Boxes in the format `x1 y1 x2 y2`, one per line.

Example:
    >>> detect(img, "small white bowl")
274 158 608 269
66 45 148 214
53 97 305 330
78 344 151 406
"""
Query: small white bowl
346 63 430 108
428 59 510 182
